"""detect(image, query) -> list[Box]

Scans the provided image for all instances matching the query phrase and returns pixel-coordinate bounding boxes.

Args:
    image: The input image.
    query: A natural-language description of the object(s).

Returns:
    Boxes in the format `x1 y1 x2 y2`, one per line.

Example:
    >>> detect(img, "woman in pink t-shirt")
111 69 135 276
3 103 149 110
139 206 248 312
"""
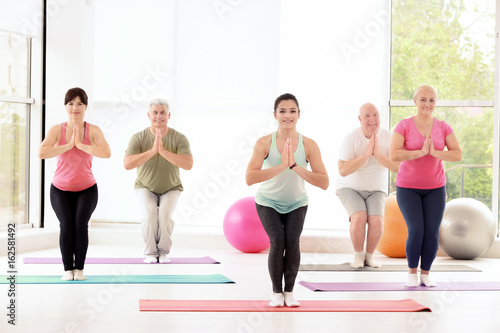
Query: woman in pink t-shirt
390 85 462 287
39 88 111 281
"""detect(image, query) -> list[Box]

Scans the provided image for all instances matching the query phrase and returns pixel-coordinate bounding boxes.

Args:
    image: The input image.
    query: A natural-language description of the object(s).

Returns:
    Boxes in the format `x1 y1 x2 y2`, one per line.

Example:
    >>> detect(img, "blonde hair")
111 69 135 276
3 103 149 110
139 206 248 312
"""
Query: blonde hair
413 84 438 100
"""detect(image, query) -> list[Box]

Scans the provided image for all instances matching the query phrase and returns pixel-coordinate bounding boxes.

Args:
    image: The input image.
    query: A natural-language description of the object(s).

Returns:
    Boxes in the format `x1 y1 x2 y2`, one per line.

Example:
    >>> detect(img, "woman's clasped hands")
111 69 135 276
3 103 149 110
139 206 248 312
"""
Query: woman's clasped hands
281 138 296 170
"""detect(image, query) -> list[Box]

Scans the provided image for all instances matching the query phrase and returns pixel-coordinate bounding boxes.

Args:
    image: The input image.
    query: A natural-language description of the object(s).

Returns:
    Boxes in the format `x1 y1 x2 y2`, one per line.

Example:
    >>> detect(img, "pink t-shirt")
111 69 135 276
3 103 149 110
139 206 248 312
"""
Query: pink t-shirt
52 122 96 191
394 117 453 189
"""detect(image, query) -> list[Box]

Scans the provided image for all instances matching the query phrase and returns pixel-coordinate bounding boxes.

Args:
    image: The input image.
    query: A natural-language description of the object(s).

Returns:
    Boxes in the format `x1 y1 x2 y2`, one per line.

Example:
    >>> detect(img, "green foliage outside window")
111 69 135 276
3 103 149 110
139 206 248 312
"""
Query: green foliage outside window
390 0 495 209
0 30 29 226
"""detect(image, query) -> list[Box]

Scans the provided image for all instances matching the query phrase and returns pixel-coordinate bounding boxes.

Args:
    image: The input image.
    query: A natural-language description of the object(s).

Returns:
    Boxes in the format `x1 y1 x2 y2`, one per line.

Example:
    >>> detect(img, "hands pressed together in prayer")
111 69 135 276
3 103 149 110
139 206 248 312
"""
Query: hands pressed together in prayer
280 138 296 170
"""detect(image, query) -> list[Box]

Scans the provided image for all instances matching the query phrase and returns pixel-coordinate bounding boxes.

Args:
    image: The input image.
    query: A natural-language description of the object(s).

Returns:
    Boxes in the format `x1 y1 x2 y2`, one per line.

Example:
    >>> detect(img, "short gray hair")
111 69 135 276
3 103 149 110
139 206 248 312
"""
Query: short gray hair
149 98 169 110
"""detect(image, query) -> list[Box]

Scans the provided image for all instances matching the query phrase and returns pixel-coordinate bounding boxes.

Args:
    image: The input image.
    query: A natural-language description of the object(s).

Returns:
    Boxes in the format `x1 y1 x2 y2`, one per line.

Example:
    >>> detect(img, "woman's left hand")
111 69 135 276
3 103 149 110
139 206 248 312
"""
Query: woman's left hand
421 132 432 155
287 138 296 167
428 133 436 157
74 124 83 150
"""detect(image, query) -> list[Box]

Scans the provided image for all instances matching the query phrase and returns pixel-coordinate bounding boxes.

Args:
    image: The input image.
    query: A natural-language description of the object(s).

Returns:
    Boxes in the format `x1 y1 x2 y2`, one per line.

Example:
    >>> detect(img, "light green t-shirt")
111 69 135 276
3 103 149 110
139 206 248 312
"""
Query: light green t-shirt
255 132 308 214
125 127 192 195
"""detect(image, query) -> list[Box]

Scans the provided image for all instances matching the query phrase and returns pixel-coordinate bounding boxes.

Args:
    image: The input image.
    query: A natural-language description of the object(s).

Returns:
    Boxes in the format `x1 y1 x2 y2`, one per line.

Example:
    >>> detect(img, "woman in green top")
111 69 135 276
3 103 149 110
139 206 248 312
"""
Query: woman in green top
246 93 329 307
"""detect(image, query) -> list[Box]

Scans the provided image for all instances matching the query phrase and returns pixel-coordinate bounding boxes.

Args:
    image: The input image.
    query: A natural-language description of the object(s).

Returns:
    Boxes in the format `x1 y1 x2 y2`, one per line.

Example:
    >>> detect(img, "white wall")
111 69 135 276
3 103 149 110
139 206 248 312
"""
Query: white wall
42 0 391 232
277 0 390 229
44 0 95 230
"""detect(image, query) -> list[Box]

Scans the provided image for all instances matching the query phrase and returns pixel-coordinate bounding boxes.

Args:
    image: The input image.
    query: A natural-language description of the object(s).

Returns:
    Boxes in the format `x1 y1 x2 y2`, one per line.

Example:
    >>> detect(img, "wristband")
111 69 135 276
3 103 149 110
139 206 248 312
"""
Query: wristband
289 162 298 170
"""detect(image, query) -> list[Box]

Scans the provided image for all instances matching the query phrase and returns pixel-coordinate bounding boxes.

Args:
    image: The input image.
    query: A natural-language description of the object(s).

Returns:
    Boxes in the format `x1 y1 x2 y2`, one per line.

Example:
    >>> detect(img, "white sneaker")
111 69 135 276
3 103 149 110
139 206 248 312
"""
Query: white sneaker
269 293 284 307
159 254 171 263
61 270 74 281
405 273 419 287
350 253 365 268
73 269 86 281
143 255 157 264
420 274 438 287
284 292 300 307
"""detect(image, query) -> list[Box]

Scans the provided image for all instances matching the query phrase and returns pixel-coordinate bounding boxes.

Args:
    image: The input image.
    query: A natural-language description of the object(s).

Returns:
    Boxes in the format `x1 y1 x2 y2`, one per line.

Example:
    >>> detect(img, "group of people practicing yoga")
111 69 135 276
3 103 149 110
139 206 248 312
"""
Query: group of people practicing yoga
39 85 461 307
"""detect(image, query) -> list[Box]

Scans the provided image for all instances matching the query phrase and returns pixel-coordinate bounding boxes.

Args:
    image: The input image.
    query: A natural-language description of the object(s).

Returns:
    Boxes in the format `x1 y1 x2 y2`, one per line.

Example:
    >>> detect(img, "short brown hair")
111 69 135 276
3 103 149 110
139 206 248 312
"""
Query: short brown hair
64 87 88 105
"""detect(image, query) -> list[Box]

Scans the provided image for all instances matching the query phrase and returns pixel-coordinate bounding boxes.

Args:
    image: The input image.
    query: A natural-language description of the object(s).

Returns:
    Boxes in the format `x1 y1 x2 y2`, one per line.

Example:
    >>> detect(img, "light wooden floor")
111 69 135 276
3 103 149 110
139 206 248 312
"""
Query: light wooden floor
1 244 499 333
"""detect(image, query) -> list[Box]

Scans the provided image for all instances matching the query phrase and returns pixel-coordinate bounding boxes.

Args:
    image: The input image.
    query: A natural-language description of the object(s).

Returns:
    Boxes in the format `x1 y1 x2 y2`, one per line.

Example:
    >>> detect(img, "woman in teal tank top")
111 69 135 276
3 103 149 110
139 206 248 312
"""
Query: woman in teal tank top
246 93 329 307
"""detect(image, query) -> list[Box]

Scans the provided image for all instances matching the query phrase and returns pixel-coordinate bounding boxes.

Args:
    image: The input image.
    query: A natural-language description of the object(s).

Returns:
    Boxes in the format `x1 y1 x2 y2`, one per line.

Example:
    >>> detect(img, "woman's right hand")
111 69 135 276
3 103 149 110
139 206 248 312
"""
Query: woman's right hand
68 125 76 148
287 138 296 167
421 132 432 155
281 139 290 169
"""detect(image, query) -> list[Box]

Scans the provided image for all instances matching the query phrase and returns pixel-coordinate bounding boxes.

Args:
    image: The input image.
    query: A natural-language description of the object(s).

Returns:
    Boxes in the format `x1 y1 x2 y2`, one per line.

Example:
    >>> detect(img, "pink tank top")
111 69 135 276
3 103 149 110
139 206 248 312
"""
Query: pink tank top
52 122 96 191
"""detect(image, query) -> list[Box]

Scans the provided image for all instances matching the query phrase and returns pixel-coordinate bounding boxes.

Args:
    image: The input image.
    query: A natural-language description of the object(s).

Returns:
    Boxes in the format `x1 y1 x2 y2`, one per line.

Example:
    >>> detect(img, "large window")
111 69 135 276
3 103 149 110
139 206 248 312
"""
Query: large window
80 0 390 230
21 0 500 235
390 0 496 228
0 30 32 226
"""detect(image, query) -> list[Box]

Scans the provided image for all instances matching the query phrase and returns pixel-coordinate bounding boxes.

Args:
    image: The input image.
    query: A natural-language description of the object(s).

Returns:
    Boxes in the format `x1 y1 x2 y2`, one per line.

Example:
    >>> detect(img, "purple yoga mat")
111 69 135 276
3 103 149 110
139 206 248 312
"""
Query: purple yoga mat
299 281 500 292
23 256 220 265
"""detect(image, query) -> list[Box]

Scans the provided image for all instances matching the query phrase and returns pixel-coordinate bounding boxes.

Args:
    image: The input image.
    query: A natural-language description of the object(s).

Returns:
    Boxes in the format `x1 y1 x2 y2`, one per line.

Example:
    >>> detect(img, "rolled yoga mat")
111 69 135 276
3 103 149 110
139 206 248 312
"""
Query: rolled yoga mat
139 299 431 312
22 256 220 264
299 263 481 272
0 274 234 284
299 281 500 292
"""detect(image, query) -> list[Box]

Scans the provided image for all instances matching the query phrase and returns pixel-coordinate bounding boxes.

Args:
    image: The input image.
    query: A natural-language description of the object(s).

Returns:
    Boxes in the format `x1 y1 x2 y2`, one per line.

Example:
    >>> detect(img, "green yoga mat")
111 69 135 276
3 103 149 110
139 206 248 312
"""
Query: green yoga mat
0 274 234 284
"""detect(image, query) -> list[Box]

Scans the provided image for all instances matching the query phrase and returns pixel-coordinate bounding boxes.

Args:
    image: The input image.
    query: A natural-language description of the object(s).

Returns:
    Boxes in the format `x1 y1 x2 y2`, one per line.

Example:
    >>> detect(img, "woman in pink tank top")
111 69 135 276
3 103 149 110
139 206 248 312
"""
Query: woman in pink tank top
39 87 111 281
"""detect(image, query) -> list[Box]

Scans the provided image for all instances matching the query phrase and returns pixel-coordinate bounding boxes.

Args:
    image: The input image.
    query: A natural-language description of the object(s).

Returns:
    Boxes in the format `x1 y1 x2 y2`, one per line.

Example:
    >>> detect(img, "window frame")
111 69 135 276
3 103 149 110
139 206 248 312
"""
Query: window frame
388 0 499 235
0 29 35 228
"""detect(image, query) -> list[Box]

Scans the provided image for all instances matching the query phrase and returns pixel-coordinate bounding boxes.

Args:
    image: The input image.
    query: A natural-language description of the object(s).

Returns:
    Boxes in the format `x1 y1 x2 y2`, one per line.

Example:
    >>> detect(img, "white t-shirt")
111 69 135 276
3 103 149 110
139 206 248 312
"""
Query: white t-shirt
335 127 393 193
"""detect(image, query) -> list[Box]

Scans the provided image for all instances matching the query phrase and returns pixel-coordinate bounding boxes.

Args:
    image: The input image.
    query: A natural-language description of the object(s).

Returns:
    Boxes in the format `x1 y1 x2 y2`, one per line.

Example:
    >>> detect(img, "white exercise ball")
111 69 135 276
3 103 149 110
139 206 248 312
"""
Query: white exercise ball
439 198 496 260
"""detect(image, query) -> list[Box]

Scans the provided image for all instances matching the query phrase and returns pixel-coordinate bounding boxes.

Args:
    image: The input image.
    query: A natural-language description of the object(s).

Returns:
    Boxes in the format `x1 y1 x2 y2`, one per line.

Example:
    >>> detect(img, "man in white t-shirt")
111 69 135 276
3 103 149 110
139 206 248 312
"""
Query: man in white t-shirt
335 103 400 268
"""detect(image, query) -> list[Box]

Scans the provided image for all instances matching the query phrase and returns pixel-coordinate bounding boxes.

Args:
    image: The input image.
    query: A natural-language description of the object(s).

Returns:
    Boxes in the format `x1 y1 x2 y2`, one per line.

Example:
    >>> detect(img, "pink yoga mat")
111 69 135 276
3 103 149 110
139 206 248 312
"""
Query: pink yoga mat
299 281 500 292
139 299 431 312
23 256 220 264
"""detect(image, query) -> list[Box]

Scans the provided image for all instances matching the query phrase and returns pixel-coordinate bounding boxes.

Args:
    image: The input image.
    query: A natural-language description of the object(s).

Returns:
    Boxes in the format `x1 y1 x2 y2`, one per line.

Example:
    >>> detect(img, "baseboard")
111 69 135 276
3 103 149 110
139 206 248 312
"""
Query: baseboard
2 224 500 259
0 228 59 256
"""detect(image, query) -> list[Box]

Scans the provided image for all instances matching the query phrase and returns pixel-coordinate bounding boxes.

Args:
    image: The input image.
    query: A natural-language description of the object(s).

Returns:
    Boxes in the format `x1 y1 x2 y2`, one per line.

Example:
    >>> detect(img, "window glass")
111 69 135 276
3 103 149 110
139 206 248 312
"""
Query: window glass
391 0 495 100
391 0 497 233
0 30 30 226
0 102 28 226
0 31 29 98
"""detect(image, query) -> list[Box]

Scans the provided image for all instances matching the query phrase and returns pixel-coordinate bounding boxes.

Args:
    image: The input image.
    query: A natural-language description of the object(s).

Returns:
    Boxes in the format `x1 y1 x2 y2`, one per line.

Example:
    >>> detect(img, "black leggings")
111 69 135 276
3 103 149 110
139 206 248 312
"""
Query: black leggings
256 204 307 293
50 184 98 271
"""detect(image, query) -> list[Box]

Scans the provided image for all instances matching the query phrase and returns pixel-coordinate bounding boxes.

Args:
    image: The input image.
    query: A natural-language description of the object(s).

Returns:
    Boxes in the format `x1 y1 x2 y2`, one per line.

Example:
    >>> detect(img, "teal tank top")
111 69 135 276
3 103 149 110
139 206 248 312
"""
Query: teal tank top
255 132 308 214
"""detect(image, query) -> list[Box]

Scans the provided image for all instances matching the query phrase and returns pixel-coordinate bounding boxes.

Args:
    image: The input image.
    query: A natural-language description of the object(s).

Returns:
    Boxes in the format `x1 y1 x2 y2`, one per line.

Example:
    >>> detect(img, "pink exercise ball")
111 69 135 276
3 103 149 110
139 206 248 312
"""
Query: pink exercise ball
223 196 270 253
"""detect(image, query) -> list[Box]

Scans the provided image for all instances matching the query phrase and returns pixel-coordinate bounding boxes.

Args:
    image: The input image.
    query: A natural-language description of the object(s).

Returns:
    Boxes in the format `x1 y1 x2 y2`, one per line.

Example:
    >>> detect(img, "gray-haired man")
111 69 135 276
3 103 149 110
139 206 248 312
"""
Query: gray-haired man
124 98 193 263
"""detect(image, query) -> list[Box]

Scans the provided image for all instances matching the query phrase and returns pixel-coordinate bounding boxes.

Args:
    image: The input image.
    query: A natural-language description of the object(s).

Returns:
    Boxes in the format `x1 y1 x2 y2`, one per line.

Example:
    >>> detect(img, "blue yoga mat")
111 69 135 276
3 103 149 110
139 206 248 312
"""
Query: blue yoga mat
0 274 234 284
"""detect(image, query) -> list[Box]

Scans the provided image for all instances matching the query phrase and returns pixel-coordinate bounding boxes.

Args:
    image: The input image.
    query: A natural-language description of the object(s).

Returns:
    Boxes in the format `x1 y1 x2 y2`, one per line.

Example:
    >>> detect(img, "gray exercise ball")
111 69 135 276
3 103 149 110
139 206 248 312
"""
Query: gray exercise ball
439 198 496 260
